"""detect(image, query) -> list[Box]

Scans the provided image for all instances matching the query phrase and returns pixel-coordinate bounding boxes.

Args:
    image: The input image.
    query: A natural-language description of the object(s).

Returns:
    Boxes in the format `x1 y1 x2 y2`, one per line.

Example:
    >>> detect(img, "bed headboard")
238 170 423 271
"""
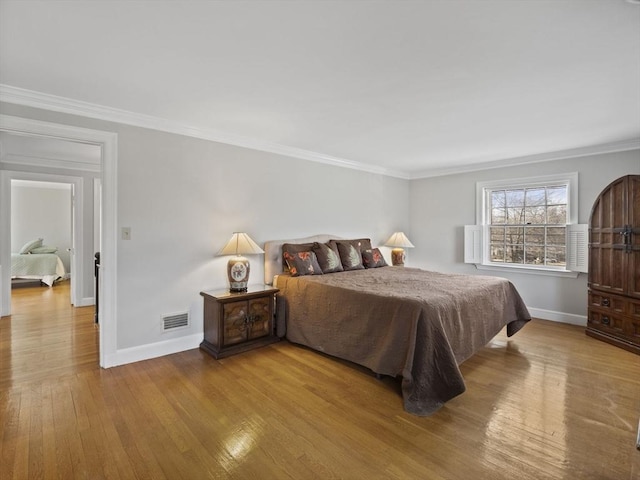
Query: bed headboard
264 234 343 285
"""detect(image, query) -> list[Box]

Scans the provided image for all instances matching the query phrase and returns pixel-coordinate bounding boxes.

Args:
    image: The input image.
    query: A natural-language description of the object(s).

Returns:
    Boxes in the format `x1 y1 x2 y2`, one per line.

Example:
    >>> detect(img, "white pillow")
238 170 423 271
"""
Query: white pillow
19 238 43 254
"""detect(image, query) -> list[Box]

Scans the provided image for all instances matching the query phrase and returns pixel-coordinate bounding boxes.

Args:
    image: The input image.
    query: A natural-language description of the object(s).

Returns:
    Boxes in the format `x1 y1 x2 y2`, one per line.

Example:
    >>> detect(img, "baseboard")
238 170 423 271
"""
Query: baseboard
103 333 202 368
76 296 95 307
528 307 587 326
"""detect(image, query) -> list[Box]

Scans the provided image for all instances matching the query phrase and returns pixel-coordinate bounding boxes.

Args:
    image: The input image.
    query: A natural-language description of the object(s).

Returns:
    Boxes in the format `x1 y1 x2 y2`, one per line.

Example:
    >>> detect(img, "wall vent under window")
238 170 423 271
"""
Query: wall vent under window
162 312 189 331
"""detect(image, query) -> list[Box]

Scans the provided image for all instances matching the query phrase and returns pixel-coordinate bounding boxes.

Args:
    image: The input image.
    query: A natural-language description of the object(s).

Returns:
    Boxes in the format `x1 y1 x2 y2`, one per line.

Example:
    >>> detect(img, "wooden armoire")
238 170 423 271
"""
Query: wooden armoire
586 174 640 354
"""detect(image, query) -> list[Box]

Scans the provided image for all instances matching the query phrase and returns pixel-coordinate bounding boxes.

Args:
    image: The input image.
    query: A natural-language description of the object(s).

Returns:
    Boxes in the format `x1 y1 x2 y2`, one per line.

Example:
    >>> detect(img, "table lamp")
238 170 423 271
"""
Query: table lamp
384 232 414 266
219 232 264 292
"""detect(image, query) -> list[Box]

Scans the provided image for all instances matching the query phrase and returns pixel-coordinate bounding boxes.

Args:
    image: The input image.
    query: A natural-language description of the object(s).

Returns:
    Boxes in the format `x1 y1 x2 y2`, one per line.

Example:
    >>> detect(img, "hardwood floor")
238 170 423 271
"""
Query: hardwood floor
1 282 98 389
1 284 639 479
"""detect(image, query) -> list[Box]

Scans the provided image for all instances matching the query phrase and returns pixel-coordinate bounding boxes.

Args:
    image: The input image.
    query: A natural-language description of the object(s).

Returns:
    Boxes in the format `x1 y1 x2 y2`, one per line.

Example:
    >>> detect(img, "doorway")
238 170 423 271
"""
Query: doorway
0 114 118 368
9 175 82 307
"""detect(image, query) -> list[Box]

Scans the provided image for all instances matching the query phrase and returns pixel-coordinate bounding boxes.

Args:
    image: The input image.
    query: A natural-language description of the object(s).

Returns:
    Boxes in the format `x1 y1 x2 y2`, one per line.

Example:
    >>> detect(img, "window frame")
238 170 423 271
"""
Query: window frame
474 172 579 277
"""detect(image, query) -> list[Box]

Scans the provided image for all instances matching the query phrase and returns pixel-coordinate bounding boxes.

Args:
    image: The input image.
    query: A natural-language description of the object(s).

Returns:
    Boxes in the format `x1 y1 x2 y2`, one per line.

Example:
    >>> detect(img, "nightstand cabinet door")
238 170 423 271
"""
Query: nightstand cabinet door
247 297 271 340
223 302 249 346
200 286 279 359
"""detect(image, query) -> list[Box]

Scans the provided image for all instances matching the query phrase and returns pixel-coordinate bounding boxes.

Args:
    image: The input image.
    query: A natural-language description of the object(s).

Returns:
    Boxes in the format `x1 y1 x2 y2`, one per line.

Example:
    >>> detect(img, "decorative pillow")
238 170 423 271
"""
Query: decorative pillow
283 251 324 277
30 246 59 254
329 238 372 255
312 242 344 273
336 242 365 271
19 238 43 254
282 242 315 272
362 248 388 268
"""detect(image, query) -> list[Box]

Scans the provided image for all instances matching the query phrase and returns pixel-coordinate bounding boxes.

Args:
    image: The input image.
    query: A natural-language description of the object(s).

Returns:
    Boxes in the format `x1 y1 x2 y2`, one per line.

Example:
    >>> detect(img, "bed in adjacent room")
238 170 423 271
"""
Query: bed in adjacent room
11 238 66 287
265 234 531 416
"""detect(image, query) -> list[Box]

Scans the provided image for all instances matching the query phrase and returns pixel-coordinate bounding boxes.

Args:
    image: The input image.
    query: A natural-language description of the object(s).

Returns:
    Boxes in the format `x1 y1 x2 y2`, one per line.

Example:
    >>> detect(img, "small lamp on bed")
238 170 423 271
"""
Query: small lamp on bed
219 232 265 292
385 232 415 266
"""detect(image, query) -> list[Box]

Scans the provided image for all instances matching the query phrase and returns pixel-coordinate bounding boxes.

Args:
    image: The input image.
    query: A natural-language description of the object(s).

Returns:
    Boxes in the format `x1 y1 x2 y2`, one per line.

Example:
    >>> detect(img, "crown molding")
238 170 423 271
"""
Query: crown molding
0 84 409 179
2 84 637 182
409 139 640 179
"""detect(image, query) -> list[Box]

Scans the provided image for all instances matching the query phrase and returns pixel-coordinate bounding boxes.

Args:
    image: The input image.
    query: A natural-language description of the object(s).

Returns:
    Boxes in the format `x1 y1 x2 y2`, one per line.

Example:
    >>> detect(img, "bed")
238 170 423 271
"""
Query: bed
265 234 531 416
11 253 66 287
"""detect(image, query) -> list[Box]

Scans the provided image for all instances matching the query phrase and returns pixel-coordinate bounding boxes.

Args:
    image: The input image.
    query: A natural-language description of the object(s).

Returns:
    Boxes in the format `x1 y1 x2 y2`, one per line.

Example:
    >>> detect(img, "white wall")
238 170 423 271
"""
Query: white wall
116 127 409 349
0 102 410 357
6 101 635 360
11 181 72 271
409 149 640 323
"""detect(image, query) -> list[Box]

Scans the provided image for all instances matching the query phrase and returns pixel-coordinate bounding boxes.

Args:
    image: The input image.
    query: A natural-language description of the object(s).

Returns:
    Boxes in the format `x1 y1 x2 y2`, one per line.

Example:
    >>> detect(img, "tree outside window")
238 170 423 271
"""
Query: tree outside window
487 185 568 267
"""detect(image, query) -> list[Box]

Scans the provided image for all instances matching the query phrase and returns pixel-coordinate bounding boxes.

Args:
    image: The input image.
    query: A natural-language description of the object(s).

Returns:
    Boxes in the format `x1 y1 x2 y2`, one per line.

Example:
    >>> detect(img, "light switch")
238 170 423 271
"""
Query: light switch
122 227 131 240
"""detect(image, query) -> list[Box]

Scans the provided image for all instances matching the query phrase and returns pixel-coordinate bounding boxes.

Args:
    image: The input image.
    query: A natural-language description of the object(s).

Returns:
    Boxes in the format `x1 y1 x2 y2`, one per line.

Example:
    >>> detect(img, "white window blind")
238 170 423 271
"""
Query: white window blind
566 224 588 273
464 225 482 264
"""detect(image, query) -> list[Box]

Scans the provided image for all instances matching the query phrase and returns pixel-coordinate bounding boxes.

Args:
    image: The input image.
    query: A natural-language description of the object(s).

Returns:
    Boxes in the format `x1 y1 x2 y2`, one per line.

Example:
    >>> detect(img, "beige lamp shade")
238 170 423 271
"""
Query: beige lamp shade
219 232 265 256
384 232 415 248
384 232 414 266
219 233 264 292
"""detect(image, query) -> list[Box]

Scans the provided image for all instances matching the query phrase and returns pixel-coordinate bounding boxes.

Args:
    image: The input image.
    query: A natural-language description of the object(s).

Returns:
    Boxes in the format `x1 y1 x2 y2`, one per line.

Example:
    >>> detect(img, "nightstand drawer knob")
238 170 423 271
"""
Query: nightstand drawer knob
602 316 610 325
602 298 610 307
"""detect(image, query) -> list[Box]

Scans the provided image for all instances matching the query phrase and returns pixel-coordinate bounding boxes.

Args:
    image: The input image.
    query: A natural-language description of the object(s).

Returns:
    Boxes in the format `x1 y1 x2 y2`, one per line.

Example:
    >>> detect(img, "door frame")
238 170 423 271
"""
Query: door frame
4 172 83 306
0 114 118 368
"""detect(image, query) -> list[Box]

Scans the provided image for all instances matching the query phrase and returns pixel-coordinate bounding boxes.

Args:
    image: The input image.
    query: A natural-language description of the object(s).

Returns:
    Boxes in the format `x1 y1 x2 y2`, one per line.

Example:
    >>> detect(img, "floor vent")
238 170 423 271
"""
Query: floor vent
162 312 189 331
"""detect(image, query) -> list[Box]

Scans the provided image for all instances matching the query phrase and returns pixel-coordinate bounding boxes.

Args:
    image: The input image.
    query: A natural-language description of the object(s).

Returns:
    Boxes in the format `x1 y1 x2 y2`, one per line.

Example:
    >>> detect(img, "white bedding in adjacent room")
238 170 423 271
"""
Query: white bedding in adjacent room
11 253 66 287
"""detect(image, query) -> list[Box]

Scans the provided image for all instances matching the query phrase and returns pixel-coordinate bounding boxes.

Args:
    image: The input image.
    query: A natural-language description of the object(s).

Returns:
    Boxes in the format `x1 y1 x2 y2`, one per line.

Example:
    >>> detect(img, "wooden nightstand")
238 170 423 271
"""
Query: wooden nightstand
199 285 279 359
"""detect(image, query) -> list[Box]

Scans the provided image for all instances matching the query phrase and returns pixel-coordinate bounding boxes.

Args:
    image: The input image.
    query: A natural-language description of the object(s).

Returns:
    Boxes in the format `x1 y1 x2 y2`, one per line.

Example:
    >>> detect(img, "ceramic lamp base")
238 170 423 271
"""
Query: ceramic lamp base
227 256 250 292
391 248 406 266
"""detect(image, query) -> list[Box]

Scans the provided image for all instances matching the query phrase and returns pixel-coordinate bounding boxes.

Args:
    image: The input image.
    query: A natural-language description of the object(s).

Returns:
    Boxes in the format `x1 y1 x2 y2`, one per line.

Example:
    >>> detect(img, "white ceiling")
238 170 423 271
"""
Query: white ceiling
1 0 639 178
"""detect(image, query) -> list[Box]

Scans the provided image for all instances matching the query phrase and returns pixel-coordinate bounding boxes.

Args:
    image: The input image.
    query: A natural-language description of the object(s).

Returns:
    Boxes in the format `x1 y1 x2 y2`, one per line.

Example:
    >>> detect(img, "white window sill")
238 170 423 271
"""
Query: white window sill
474 263 581 278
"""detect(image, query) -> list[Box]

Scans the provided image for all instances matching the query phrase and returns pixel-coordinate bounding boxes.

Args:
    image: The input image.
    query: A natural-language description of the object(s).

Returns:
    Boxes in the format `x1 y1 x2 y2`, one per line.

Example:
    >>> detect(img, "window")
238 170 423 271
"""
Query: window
465 173 587 276
488 185 568 267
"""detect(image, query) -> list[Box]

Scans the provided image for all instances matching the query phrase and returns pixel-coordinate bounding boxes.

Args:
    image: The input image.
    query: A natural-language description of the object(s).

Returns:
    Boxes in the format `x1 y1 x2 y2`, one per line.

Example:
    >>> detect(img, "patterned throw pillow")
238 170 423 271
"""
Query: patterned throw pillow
329 238 372 255
282 242 314 273
312 242 344 273
362 248 388 268
283 251 324 277
336 242 365 271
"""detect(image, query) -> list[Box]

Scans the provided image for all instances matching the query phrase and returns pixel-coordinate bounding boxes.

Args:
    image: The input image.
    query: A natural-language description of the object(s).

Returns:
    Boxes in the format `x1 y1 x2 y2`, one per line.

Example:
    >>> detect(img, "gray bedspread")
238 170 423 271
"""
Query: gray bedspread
275 267 531 416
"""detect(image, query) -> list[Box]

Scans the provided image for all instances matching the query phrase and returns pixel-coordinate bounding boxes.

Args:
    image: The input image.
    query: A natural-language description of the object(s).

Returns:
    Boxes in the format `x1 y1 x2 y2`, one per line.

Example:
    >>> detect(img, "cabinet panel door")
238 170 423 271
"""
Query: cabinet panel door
223 302 248 346
591 177 625 230
629 175 640 227
588 309 625 336
589 176 632 295
624 316 640 344
247 297 272 340
628 176 640 298
589 246 626 294
629 297 640 321
588 291 626 314
629 248 640 298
